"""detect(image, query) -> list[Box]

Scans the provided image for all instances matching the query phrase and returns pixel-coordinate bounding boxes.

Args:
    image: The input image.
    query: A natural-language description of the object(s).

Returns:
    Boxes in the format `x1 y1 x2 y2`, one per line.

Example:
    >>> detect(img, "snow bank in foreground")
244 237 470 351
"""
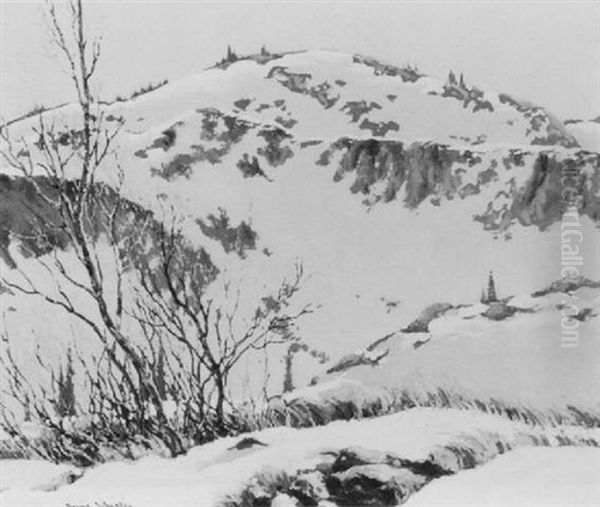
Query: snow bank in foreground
0 460 80 493
406 447 600 507
1 407 598 506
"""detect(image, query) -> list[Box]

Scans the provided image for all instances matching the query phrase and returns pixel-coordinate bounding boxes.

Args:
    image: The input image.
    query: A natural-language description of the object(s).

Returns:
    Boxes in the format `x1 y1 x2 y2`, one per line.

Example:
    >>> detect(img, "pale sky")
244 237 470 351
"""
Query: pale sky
1 0 599 121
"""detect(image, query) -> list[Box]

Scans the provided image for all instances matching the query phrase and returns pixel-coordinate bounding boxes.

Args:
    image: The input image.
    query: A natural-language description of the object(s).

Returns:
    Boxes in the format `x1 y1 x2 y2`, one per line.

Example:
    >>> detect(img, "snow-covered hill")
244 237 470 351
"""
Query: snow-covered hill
0 46 600 507
2 49 598 390
1 49 599 507
4 49 579 146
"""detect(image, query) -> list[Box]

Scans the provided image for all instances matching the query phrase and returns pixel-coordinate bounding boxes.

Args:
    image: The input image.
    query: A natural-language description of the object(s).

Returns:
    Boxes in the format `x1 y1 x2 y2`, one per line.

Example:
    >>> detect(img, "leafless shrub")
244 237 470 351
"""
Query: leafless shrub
0 0 311 463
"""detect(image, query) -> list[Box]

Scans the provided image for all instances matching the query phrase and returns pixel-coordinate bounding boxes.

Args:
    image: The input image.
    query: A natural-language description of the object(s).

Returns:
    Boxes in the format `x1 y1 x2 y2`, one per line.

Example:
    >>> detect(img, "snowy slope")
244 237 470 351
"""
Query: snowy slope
0 51 598 396
1 49 599 395
302 284 600 413
4 50 578 148
1 407 598 507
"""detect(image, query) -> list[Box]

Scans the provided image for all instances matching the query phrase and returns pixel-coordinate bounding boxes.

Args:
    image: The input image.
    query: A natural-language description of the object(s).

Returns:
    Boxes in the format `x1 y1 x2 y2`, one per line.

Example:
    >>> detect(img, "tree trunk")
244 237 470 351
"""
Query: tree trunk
214 372 226 434
283 346 294 393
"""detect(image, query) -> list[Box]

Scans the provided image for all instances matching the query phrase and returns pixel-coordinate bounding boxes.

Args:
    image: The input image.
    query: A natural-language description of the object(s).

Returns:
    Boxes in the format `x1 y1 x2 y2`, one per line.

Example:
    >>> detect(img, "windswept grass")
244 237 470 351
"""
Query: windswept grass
239 386 600 434
3 384 598 465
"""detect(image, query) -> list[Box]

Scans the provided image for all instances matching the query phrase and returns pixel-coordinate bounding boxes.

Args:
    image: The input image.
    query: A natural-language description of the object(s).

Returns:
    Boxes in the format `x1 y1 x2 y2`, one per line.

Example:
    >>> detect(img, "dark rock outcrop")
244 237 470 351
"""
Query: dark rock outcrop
267 66 340 109
402 303 454 333
196 208 258 258
327 464 426 505
288 471 328 505
358 118 399 137
352 54 422 83
0 175 218 286
476 152 600 231
320 138 598 233
481 302 517 321
322 447 451 506
151 109 257 180
326 350 389 375
228 437 268 451
328 139 476 207
498 93 578 148
237 153 270 180
532 276 600 297
340 100 382 123
571 308 597 322
257 126 294 167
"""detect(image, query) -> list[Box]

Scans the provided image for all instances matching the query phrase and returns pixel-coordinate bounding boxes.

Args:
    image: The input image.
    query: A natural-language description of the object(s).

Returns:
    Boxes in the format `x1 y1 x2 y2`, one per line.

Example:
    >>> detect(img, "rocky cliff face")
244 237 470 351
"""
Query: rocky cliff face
476 151 600 231
317 138 599 231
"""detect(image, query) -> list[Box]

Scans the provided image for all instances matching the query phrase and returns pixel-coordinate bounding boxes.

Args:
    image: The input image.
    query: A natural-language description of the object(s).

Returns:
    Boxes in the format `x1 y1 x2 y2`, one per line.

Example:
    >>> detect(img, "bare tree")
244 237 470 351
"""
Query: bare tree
133 233 311 429
0 0 180 455
0 0 311 461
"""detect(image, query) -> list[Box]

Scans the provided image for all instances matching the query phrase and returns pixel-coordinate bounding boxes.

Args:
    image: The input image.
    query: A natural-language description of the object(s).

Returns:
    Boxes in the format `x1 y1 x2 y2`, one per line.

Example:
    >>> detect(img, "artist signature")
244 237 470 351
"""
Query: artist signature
66 503 133 507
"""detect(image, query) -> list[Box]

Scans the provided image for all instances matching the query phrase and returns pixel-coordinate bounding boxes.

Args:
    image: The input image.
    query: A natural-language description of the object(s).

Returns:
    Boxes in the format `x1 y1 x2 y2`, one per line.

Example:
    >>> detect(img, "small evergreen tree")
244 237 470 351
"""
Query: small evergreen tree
447 70 457 86
226 45 238 62
56 349 76 418
487 271 498 303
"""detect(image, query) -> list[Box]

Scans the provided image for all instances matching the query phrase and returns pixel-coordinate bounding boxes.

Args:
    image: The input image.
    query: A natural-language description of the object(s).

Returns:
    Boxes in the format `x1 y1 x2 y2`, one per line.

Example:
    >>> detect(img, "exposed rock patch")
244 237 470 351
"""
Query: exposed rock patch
319 139 594 233
134 123 182 159
570 308 597 322
267 66 340 109
474 152 600 231
358 118 399 137
237 153 270 180
327 464 426 505
326 350 390 375
402 303 454 332
222 432 577 507
274 116 298 129
228 437 268 451
197 208 258 258
340 100 382 123
151 109 256 180
329 139 474 208
0 176 218 285
481 302 517 321
299 140 322 149
498 93 578 148
532 276 600 297
233 98 252 111
257 126 295 166
352 54 422 83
